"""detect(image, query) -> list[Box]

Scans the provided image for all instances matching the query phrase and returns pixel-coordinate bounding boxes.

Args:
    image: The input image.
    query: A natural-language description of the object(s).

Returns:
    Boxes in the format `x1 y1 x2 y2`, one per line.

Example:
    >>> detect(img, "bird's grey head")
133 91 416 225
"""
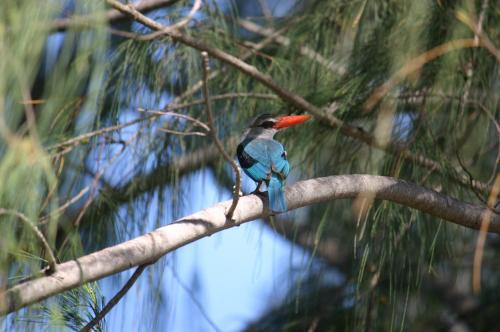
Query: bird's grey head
243 113 279 140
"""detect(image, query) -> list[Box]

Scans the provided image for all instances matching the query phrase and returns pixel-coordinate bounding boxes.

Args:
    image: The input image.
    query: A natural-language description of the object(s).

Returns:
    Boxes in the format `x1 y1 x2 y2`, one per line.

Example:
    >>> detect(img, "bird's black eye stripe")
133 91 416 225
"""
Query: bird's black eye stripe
260 121 275 129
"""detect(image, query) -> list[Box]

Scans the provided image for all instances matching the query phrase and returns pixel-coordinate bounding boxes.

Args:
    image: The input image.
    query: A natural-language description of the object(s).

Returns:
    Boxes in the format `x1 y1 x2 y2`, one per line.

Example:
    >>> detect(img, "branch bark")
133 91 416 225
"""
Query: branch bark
51 0 180 31
200 51 241 220
1 174 499 315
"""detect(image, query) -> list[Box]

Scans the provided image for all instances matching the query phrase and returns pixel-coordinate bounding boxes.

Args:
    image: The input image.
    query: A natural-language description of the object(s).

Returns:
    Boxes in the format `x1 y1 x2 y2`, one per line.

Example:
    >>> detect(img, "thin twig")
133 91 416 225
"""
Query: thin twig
161 92 278 112
160 25 290 110
455 150 490 208
73 127 143 227
200 51 241 221
49 92 276 154
257 0 273 20
51 0 181 31
456 7 500 61
476 103 500 185
114 0 203 41
139 0 202 39
58 123 146 253
137 109 210 131
140 92 278 128
39 187 91 225
170 265 223 332
238 19 346 75
473 174 500 294
80 264 150 332
0 209 57 273
363 39 485 112
458 0 489 131
158 128 206 136
47 116 152 152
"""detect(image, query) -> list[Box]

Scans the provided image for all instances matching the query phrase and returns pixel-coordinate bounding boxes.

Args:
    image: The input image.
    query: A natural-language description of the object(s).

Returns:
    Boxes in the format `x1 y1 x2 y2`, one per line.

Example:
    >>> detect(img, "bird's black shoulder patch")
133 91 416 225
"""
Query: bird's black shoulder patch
236 138 257 168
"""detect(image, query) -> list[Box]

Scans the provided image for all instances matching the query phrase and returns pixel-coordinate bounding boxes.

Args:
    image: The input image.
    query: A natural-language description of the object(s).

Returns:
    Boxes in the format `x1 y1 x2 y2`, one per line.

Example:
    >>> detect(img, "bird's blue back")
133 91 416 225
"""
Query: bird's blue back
239 138 290 182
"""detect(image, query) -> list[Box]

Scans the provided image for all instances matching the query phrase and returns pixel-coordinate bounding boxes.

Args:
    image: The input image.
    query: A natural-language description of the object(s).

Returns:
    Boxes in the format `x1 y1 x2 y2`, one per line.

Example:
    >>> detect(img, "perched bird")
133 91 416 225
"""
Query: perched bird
236 113 311 212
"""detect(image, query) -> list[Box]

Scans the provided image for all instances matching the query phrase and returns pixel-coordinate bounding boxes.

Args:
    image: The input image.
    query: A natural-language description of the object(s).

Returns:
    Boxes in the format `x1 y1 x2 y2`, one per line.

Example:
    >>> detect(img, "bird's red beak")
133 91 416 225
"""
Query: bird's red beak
273 114 311 129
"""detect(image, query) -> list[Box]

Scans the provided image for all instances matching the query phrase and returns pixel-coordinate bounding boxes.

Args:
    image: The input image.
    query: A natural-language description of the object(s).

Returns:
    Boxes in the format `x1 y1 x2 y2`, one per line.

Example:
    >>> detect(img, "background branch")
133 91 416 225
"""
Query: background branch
238 19 346 75
80 264 149 332
51 0 181 31
0 209 58 273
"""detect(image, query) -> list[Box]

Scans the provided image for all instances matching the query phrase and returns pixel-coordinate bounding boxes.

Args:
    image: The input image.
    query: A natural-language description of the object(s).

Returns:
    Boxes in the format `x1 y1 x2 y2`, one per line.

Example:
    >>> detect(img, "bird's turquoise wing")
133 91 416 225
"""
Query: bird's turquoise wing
244 139 289 178
242 162 269 182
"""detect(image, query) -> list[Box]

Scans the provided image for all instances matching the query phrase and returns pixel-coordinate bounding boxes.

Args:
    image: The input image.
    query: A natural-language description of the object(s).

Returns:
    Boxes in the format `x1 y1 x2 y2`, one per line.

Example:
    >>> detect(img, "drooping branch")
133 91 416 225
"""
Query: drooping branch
1 174 499 315
80 264 149 332
473 174 500 294
200 51 241 221
0 209 58 273
363 39 484 112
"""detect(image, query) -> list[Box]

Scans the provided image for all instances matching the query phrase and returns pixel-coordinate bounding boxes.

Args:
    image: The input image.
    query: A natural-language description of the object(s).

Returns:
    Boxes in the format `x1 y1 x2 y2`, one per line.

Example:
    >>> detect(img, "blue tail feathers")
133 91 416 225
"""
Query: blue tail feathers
268 175 287 212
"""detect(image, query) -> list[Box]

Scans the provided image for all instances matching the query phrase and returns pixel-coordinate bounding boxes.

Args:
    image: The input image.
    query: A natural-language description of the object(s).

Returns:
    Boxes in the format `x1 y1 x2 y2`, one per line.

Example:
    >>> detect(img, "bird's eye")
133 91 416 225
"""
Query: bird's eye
260 121 275 129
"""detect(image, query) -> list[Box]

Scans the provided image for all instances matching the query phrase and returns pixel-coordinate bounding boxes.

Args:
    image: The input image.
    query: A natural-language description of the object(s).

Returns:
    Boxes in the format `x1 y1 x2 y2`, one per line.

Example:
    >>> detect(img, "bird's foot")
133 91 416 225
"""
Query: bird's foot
224 211 238 225
233 185 244 197
250 188 267 197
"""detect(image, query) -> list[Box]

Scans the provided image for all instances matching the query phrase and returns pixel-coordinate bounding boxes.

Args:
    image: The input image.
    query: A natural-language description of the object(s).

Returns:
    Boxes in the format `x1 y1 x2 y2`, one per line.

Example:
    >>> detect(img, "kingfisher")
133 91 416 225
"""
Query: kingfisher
236 113 311 212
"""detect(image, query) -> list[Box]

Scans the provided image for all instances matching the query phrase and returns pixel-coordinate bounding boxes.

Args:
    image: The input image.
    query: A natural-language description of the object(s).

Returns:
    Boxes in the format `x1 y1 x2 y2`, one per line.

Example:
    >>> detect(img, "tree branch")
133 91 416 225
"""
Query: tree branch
51 0 181 31
80 264 149 332
1 174 499 315
201 51 241 221
0 209 58 273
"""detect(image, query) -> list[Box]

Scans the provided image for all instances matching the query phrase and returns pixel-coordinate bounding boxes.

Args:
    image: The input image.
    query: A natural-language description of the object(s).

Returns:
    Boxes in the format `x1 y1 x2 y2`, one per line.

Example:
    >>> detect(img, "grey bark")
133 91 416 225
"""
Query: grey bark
1 175 498 315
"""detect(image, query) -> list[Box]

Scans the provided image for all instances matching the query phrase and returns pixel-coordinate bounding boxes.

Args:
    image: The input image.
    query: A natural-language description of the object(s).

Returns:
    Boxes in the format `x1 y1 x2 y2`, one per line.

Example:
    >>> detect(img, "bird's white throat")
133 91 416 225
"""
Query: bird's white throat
242 127 278 141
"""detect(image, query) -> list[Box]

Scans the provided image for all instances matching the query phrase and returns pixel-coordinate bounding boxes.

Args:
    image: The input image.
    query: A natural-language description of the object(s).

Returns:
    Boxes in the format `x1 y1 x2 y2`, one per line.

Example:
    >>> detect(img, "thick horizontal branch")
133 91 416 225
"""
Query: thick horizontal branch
1 174 498 315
